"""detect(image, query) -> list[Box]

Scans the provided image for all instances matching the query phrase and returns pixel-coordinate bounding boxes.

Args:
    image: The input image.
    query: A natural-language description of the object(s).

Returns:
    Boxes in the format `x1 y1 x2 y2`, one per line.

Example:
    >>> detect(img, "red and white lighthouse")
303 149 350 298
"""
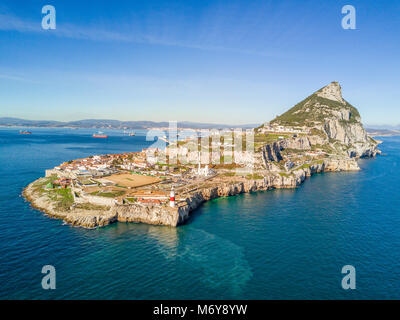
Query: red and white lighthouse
170 187 175 207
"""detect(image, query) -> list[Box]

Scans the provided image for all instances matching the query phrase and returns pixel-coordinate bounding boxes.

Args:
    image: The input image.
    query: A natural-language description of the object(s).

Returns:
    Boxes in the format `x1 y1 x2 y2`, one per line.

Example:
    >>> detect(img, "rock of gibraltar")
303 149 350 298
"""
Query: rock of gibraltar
24 82 380 228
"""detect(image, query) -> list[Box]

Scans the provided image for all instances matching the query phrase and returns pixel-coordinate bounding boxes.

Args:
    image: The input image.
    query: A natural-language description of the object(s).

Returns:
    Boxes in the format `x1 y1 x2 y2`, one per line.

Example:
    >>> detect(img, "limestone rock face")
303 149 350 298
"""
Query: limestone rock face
322 119 378 157
316 81 345 104
263 142 282 162
280 136 311 150
271 81 379 158
323 158 360 171
113 204 181 226
176 156 360 224
308 135 327 145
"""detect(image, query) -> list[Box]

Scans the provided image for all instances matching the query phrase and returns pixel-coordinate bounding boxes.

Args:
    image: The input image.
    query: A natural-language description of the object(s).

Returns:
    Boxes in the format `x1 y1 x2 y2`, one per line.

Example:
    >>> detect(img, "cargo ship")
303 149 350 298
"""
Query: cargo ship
19 130 32 135
92 132 108 138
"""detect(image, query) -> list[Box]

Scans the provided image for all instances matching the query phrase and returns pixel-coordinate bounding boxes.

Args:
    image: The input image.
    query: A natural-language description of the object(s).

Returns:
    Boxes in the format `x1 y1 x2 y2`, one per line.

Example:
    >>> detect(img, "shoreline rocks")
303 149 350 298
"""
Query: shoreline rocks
23 157 362 229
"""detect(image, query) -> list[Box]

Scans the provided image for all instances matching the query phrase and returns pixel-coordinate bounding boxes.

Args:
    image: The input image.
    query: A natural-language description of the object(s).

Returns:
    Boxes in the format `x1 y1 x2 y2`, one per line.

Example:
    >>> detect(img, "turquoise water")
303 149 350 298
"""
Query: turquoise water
0 128 399 299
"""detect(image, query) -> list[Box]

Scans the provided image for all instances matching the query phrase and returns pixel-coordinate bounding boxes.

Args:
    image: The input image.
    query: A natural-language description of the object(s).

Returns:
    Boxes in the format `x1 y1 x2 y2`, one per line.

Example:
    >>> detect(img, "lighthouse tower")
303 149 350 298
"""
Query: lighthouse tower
169 187 175 208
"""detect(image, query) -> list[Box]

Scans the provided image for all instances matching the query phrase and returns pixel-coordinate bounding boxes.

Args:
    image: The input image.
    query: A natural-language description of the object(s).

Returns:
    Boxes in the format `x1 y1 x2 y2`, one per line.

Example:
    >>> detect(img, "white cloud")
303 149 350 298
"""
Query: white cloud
0 72 39 83
0 12 282 57
0 13 40 32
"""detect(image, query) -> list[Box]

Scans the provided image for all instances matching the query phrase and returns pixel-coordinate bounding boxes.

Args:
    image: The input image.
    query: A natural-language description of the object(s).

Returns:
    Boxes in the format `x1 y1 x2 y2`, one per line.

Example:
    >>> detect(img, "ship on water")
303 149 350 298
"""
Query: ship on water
123 130 135 136
92 131 108 138
19 130 32 135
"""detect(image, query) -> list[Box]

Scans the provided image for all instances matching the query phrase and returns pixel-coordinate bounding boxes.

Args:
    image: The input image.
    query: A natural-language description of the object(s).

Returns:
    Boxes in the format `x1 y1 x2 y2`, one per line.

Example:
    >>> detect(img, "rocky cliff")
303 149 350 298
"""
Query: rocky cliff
263 142 283 162
177 157 360 223
24 156 360 228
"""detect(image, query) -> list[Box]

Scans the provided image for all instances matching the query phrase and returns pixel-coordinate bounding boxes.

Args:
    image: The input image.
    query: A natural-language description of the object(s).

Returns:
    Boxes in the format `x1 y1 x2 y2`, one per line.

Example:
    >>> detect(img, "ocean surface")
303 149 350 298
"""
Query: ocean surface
0 127 399 299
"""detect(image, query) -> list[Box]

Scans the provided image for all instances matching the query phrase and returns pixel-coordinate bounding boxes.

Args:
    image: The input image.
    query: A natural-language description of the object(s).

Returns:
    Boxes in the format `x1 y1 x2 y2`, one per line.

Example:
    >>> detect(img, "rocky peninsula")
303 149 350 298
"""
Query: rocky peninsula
24 82 380 229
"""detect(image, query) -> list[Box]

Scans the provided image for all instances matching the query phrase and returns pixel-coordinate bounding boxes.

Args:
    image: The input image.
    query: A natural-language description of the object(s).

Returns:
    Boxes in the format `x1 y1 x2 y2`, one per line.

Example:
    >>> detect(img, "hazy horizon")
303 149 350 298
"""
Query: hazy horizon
1 115 399 128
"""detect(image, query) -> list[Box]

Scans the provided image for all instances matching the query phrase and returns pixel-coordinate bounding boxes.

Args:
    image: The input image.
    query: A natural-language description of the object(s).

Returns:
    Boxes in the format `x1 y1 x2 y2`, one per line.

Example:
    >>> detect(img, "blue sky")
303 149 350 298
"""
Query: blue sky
0 0 399 125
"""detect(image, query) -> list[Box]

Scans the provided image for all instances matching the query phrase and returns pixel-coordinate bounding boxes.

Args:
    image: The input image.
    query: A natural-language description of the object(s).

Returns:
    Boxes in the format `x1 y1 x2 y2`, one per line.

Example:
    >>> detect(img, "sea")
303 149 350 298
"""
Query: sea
0 127 399 299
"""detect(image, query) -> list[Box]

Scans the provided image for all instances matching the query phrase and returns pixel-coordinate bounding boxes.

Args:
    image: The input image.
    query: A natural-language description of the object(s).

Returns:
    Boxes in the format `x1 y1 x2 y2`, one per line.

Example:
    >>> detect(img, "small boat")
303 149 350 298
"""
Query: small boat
123 130 135 136
20 130 32 135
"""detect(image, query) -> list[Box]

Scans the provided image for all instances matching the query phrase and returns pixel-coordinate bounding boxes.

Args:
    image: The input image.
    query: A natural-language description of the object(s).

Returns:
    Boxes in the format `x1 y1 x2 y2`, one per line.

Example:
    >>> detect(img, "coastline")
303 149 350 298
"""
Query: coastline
23 157 361 229
21 82 382 230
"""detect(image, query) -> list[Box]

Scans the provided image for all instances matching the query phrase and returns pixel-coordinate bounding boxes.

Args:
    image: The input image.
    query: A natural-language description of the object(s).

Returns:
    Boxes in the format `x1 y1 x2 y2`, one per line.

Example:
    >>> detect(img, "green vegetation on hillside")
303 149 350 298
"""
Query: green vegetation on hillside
90 190 126 198
125 197 137 203
311 143 335 154
245 173 264 180
48 188 74 211
278 172 291 178
310 128 326 138
223 171 236 177
74 203 110 211
369 136 377 144
32 176 58 194
254 133 289 150
271 94 361 127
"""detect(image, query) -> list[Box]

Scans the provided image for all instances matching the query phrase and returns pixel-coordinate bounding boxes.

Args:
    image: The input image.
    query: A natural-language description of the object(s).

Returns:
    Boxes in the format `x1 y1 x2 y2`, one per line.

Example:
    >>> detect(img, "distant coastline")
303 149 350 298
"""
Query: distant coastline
2 117 399 135
366 129 400 137
0 117 258 130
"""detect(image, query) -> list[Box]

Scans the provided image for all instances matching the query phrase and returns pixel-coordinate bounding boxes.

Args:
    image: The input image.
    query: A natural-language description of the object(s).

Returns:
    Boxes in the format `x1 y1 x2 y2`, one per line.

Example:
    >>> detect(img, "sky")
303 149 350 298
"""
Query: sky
0 0 399 125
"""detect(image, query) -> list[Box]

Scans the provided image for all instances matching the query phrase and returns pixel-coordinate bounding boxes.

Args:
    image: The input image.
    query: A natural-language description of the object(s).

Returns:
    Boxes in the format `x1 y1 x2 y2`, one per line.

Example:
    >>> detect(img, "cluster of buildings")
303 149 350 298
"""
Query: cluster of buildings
46 178 71 189
44 145 220 209
304 150 328 157
46 152 150 179
259 122 310 134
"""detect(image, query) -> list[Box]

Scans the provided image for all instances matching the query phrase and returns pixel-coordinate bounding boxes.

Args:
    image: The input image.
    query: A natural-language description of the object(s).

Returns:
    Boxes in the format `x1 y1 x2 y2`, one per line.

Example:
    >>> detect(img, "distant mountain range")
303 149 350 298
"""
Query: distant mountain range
365 125 400 136
365 127 400 136
1 116 398 134
0 117 259 130
366 125 400 130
